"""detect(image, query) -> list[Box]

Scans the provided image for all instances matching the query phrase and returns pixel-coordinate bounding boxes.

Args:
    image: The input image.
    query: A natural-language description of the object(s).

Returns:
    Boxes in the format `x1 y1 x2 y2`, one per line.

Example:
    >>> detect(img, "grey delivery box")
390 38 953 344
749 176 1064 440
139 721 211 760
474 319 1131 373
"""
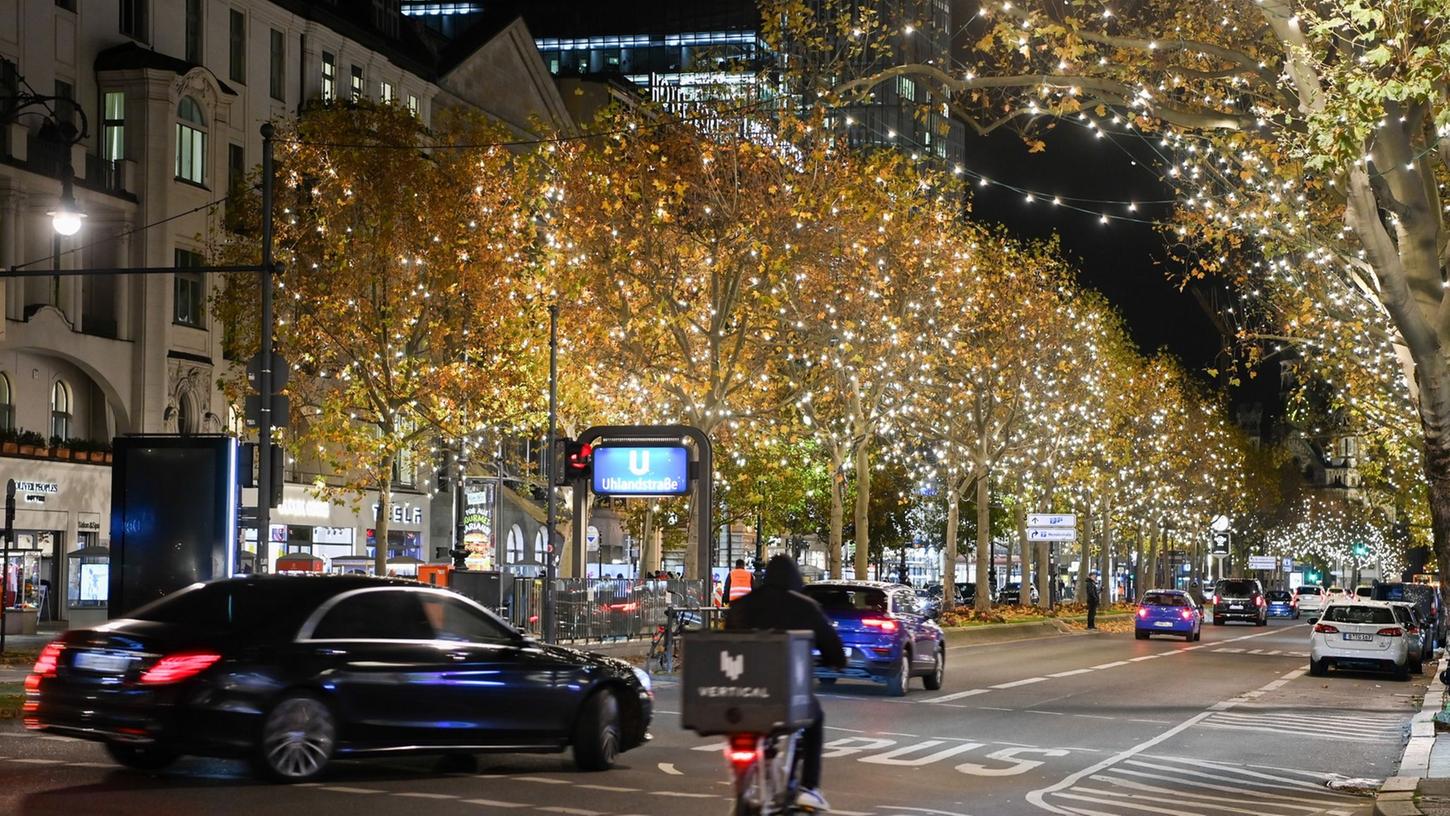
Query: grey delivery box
681 630 815 736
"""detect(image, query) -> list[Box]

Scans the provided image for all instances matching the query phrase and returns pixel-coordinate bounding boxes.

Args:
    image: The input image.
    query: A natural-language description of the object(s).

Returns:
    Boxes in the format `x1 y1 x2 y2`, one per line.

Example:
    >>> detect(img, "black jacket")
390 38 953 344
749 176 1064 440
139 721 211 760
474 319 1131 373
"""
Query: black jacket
725 558 847 669
1086 579 1101 606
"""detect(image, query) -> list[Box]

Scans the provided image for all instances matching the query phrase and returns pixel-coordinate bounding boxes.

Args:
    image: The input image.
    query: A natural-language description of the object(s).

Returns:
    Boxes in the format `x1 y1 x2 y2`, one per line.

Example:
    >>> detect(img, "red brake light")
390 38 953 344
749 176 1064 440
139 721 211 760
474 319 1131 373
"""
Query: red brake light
863 618 899 633
1181 609 1195 620
1256 596 1266 607
140 652 222 685
1136 607 1149 618
1213 595 1221 605
1314 623 1340 634
25 642 64 691
727 735 757 766
1377 627 1404 638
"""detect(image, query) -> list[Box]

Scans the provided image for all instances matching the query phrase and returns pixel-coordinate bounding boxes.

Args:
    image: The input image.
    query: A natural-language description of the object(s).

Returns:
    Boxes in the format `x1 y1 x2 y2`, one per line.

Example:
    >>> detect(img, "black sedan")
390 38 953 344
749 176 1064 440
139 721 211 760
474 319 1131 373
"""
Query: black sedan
24 576 653 781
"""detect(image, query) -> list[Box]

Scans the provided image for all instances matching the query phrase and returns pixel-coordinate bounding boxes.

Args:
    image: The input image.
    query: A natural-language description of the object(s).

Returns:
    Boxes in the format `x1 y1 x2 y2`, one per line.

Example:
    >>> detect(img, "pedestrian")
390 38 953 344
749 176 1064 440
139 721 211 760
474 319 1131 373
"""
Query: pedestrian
724 559 754 604
1086 570 1101 630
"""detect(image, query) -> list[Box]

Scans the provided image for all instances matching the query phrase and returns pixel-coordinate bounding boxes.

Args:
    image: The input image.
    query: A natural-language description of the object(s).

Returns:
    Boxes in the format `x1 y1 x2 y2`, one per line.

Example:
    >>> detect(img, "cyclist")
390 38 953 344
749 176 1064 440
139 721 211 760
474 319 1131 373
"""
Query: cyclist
725 554 846 812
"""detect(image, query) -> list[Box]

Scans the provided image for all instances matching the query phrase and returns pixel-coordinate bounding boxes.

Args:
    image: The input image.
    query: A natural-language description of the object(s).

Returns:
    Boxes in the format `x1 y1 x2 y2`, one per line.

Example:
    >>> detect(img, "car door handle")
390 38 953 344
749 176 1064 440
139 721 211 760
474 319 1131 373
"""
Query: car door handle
448 652 469 661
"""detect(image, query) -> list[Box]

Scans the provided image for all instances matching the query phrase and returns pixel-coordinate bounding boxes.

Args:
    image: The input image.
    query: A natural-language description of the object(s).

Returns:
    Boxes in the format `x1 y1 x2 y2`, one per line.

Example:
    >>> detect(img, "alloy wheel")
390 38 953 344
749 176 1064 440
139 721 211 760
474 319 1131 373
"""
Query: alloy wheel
262 696 336 781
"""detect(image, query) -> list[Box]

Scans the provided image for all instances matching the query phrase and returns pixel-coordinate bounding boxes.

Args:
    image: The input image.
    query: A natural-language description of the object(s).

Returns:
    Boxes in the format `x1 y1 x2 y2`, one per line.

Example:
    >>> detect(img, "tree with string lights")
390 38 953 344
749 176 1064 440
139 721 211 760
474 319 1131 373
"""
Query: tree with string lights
217 103 548 575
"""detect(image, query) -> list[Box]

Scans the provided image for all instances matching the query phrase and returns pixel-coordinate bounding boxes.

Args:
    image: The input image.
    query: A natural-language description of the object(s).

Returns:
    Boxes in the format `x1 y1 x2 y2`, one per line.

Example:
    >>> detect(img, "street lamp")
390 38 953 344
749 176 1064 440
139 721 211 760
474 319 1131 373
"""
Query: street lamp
48 171 85 236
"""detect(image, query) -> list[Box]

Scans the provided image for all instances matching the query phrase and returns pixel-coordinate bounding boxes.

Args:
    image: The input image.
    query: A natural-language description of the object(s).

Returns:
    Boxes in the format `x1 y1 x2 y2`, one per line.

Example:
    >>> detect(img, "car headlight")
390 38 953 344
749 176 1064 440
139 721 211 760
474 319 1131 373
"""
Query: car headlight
632 667 653 692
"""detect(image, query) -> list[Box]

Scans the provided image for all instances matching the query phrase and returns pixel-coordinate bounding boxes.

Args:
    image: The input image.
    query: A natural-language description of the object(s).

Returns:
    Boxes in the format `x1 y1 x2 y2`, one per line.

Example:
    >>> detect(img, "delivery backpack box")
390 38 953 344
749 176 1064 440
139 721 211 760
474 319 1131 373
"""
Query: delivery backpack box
680 630 816 737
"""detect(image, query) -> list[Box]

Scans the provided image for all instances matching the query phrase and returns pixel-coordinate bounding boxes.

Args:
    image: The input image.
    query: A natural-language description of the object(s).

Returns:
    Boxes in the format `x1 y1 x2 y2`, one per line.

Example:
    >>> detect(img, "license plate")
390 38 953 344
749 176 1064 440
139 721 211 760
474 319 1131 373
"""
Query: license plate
1154 621 1174 627
72 651 132 674
1229 604 1244 610
1343 633 1374 642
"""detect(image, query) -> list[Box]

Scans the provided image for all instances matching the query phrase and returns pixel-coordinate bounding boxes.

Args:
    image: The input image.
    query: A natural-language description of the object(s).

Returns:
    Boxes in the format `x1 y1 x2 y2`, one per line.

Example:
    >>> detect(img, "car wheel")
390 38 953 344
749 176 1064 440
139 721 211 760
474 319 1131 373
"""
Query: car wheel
255 693 336 783
105 742 178 771
1192 628 1202 642
1135 630 1148 640
923 648 945 691
1309 657 1328 677
573 690 622 771
886 651 910 697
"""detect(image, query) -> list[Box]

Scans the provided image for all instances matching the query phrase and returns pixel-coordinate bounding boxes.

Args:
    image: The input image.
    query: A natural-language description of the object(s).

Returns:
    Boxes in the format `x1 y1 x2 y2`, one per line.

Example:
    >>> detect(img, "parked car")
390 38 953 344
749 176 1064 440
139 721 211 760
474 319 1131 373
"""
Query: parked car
802 581 945 696
1387 601 1430 671
1294 585 1325 621
24 577 653 781
1354 585 1375 599
1372 582 1447 648
1325 586 1351 605
915 588 942 619
1310 601 1412 679
1212 579 1267 626
1135 590 1202 641
1265 590 1295 619
1000 582 1039 605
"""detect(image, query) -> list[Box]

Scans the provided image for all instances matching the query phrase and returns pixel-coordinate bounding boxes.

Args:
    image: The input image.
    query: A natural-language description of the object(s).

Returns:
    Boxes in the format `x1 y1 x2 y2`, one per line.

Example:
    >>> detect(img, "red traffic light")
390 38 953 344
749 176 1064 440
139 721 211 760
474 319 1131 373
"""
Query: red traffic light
565 441 594 476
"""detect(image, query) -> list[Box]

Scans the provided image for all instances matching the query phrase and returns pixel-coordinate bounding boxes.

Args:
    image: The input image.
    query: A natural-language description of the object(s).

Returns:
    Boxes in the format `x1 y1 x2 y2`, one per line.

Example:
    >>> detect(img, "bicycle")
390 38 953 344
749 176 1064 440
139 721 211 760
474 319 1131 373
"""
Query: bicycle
647 614 685 674
722 730 812 815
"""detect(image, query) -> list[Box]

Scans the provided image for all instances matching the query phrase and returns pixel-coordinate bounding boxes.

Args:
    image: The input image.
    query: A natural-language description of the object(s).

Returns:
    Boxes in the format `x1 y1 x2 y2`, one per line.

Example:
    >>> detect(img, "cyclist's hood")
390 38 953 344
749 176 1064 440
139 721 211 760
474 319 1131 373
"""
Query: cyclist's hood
761 555 804 591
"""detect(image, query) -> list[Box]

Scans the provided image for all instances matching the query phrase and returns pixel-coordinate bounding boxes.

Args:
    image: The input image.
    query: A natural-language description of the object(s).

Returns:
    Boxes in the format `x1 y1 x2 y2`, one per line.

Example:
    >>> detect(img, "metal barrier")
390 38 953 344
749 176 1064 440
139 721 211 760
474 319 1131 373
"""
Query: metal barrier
471 577 710 644
655 605 728 674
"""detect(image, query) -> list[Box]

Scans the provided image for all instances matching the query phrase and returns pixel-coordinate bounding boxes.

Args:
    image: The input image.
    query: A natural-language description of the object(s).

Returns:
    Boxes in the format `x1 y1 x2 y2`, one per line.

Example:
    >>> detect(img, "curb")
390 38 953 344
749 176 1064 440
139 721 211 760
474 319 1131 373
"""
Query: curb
1375 654 1448 816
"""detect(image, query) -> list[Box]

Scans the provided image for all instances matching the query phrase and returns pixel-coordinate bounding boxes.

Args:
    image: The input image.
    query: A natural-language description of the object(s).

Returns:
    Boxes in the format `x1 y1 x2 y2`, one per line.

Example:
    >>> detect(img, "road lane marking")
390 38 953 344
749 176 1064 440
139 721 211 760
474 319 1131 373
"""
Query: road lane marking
992 677 1048 689
650 790 719 798
576 784 640 792
1090 661 1129 670
657 762 682 775
392 792 459 799
924 688 991 703
319 786 385 794
513 777 572 785
1048 669 1093 678
538 807 606 815
461 799 528 808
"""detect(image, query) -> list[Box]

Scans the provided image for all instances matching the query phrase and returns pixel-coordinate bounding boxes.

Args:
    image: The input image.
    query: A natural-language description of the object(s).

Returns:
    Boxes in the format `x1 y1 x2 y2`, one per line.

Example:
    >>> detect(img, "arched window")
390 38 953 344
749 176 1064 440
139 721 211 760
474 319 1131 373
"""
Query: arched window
176 390 195 435
533 528 549 564
506 524 525 564
175 96 206 184
0 373 12 431
50 380 72 441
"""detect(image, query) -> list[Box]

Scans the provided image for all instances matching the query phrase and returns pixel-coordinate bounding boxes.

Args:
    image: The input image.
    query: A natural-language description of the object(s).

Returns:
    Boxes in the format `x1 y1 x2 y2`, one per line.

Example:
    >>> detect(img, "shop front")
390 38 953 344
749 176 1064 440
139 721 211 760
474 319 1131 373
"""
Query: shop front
239 484 429 575
2 459 112 627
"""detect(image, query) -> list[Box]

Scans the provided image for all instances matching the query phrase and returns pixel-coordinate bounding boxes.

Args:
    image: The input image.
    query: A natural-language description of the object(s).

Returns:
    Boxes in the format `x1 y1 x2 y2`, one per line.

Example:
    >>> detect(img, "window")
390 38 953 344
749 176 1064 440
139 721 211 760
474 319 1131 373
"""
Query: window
311 589 433 640
1320 605 1395 626
419 595 515 644
120 0 148 42
407 93 418 117
228 9 246 83
50 380 72 441
185 0 202 63
320 52 336 102
269 29 285 100
0 373 12 432
228 143 245 193
1143 592 1189 607
802 586 888 613
350 64 363 101
53 80 74 130
128 581 329 639
379 80 393 105
102 92 125 161
175 96 207 184
506 524 524 564
174 249 205 327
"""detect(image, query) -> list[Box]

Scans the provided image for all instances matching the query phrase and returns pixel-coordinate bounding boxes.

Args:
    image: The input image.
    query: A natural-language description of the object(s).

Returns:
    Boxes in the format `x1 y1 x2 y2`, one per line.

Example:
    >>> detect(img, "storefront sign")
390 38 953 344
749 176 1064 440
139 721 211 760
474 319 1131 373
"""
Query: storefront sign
279 497 331 520
16 481 58 494
592 446 690 496
461 480 494 571
312 526 354 545
77 519 101 532
23 494 45 505
372 502 424 526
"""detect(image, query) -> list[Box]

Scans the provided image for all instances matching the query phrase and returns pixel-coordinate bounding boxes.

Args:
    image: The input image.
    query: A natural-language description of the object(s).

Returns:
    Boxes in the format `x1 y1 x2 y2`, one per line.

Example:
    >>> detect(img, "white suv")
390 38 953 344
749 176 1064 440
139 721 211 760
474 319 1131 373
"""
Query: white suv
1310 601 1412 679
1294 586 1325 621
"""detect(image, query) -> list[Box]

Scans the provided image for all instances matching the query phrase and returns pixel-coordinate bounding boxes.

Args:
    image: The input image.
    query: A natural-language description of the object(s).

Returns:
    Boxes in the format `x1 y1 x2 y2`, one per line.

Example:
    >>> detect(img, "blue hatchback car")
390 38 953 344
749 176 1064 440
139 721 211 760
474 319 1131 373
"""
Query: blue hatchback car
802 581 945 697
1266 589 1296 618
1135 589 1202 641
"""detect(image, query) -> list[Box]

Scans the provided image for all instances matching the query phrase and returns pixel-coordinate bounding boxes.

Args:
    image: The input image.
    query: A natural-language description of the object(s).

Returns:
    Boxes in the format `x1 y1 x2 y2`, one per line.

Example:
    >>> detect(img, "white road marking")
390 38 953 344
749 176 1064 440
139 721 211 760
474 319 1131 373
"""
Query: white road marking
391 792 458 799
993 677 1048 689
1091 661 1129 670
10 758 62 764
650 790 719 798
576 784 639 792
461 798 528 808
924 688 992 703
513 777 572 785
1049 669 1094 678
537 807 605 815
658 762 682 775
318 786 385 795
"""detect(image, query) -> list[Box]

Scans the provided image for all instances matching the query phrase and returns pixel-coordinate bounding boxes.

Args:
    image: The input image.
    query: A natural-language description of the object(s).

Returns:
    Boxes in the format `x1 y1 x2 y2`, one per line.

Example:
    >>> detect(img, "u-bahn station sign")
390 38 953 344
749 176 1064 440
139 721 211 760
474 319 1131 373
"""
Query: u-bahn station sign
592 446 690 496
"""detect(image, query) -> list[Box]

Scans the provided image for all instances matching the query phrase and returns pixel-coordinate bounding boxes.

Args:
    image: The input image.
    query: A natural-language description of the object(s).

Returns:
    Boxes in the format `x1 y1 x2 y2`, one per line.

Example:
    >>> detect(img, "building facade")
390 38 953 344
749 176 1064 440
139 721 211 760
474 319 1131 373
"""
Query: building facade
0 0 570 618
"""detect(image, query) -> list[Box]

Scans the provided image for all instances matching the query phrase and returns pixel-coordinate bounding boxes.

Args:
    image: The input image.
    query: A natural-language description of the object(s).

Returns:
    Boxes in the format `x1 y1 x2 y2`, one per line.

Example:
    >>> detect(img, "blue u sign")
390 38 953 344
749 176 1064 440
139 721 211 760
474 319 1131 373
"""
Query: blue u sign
592 446 690 496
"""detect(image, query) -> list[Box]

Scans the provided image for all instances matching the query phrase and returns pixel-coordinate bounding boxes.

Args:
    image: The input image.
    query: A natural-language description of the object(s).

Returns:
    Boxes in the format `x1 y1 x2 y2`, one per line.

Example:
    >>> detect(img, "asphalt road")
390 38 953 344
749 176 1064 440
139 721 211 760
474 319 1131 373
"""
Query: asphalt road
0 617 1428 815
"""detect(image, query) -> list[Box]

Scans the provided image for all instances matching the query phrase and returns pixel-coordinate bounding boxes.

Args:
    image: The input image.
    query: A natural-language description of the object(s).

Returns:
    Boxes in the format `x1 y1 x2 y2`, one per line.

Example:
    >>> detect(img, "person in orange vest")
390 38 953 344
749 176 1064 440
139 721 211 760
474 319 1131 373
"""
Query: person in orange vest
724 559 754 604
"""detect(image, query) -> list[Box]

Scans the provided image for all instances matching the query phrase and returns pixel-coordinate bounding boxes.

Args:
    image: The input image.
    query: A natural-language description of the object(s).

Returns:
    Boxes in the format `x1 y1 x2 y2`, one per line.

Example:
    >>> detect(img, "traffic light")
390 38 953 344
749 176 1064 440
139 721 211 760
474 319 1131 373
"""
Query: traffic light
563 440 593 482
1352 541 1369 558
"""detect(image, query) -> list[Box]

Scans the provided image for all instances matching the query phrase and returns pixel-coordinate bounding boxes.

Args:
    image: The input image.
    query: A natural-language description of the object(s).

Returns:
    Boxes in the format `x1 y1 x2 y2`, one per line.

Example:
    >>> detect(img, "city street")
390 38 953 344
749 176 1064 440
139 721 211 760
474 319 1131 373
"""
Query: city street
0 619 1425 815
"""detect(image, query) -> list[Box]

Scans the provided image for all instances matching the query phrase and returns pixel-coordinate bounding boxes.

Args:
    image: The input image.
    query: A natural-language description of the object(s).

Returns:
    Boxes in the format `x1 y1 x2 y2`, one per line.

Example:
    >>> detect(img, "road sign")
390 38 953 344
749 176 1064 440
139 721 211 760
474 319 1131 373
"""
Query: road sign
592 445 690 496
244 394 290 428
1027 514 1076 528
1282 557 1294 572
1210 531 1231 555
1028 527 1077 542
246 352 289 392
1247 555 1277 570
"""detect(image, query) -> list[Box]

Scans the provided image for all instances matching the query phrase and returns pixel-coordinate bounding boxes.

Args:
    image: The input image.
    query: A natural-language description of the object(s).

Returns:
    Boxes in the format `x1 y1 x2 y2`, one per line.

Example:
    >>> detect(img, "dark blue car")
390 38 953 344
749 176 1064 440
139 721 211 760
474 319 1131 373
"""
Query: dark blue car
1266 589 1296 618
1135 589 1202 641
802 581 945 697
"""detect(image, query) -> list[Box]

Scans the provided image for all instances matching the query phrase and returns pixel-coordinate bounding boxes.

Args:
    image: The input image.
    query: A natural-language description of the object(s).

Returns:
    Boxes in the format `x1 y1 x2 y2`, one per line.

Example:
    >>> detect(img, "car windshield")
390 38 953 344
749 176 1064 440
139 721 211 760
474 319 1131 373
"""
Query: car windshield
1321 605 1395 625
1373 584 1436 607
1267 591 1292 601
1296 587 1323 595
804 586 889 613
1218 580 1258 596
1143 592 1188 606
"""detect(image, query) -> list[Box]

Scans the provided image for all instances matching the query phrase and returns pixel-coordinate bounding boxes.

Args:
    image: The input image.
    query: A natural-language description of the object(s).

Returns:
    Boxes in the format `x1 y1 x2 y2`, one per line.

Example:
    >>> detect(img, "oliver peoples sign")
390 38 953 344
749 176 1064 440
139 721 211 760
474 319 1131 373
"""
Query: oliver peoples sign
16 481 58 494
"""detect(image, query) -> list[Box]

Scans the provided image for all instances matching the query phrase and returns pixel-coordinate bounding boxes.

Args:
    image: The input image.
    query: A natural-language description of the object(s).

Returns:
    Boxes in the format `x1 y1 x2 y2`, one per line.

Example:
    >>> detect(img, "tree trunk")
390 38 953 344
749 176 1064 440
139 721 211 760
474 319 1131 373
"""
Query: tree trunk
829 463 845 580
640 508 656 576
373 456 395 576
1017 497 1032 608
1099 495 1112 602
853 443 872 581
1076 505 1090 602
1425 437 1450 586
974 473 991 613
942 482 959 610
1036 540 1051 610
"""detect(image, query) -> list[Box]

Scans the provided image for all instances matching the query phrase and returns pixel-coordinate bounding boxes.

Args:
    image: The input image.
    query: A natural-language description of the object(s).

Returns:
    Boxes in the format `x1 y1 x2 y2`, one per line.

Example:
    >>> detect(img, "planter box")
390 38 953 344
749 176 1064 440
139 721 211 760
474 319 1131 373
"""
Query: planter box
88 451 106 463
72 450 88 462
0 442 16 455
17 445 38 456
51 447 70 459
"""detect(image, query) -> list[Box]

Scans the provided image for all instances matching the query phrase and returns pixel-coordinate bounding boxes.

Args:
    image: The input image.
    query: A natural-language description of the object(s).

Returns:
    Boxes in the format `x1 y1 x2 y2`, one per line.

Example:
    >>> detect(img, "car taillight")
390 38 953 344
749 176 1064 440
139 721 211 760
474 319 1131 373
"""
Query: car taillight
862 618 899 633
24 641 64 691
1377 627 1404 638
1213 595 1221 605
139 652 222 685
1181 609 1195 620
1136 607 1149 618
1314 623 1340 634
727 735 757 766
1256 596 1266 607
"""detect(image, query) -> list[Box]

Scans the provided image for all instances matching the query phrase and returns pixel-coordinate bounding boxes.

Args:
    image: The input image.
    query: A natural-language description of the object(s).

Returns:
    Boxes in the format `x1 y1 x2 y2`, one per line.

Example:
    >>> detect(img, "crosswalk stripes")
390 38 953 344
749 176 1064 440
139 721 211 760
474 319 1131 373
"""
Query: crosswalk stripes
1041 753 1368 816
1194 704 1406 743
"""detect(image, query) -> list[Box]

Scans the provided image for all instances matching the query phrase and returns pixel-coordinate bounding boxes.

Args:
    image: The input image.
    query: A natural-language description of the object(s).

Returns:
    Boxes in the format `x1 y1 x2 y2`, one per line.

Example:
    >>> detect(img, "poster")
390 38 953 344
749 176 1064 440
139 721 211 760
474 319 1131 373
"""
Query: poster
80 563 109 602
462 479 494 570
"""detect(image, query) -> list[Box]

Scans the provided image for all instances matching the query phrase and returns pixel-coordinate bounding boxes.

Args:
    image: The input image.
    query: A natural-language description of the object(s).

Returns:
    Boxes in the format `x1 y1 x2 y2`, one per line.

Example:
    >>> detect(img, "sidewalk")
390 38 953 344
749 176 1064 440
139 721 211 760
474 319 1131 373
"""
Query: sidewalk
1377 656 1450 815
